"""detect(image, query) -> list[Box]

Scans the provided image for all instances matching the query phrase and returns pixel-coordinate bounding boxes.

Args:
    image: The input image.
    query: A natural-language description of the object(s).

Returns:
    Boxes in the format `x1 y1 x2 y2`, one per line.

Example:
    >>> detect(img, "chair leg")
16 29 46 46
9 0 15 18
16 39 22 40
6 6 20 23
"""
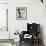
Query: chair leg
20 41 21 45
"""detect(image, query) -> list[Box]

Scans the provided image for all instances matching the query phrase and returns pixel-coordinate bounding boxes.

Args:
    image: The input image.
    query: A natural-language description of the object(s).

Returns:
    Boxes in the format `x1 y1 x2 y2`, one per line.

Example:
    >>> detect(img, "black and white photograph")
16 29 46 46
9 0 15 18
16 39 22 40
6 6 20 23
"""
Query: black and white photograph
16 7 27 20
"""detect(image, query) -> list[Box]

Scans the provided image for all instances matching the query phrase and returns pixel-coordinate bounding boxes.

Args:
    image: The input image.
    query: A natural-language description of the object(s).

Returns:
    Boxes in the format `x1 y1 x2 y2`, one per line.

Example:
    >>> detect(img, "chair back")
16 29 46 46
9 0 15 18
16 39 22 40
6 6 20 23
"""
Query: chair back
27 23 40 35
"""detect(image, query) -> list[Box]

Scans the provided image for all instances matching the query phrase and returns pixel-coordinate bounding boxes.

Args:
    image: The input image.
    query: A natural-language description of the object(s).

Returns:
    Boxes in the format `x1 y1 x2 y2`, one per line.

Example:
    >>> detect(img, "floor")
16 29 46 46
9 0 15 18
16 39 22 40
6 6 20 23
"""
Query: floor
0 43 13 46
0 39 43 46
19 41 43 46
0 41 43 46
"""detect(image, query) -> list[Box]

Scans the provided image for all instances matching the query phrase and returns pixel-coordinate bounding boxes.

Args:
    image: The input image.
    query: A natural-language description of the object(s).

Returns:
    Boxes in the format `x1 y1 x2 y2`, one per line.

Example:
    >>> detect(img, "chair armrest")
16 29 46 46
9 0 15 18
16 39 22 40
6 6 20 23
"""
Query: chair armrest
19 31 27 41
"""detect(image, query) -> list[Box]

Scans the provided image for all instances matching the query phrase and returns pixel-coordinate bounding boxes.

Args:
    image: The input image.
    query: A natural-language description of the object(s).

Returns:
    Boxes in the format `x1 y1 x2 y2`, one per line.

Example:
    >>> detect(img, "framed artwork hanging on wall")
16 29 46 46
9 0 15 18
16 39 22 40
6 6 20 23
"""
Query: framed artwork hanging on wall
16 7 27 20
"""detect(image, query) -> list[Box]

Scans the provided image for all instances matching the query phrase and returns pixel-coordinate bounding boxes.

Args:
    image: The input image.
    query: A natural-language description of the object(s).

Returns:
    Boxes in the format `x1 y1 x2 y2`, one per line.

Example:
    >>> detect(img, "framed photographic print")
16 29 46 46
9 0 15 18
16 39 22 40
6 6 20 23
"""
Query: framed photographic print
16 7 27 20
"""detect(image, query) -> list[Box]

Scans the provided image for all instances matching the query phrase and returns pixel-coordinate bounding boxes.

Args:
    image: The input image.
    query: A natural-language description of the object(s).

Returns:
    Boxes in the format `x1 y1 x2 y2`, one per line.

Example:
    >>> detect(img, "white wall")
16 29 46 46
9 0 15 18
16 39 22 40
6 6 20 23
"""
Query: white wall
0 0 8 3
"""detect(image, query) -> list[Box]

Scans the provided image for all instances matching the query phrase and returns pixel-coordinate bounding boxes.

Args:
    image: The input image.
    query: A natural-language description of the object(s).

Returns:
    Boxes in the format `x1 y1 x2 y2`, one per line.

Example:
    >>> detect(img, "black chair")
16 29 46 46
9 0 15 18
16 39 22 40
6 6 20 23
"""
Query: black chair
19 23 40 46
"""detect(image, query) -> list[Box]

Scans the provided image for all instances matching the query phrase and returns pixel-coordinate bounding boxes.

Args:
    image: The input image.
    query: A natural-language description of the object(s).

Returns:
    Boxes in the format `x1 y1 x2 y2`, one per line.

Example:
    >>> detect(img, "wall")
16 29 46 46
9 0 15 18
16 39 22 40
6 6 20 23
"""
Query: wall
0 0 8 3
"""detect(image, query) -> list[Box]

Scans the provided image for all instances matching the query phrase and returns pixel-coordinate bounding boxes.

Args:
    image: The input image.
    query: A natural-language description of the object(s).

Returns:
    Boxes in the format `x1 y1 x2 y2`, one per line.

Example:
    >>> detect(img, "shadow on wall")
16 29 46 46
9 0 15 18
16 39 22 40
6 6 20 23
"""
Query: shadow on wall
40 25 45 46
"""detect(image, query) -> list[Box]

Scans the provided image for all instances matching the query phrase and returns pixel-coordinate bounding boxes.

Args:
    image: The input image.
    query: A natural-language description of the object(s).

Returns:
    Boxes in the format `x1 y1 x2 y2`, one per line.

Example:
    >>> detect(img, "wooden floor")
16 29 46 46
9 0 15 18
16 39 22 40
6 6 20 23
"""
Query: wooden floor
19 41 43 46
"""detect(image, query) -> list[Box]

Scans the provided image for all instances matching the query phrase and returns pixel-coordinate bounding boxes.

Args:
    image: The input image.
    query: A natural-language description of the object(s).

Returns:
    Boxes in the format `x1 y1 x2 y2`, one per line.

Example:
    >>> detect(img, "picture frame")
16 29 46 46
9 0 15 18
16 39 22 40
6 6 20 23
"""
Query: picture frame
16 7 27 20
